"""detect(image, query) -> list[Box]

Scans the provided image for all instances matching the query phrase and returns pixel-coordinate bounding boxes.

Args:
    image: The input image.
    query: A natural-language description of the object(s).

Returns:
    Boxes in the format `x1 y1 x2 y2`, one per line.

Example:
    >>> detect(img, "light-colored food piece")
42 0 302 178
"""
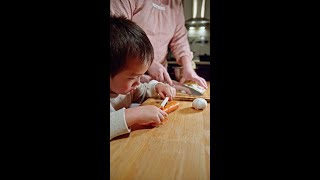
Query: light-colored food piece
180 90 187 94
192 98 207 110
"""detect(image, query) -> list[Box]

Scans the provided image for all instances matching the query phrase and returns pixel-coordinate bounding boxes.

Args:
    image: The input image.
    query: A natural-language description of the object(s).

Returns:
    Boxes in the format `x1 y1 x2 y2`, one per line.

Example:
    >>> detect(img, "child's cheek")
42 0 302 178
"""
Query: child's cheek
123 82 133 91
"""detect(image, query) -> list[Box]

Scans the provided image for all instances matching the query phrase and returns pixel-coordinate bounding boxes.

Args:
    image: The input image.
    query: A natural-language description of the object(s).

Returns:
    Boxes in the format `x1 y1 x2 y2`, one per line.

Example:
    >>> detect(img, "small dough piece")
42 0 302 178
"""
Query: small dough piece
192 98 207 110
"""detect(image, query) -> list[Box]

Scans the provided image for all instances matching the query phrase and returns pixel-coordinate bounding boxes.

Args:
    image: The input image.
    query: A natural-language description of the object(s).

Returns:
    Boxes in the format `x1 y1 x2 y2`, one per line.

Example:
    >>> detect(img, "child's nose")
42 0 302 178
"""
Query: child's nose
133 78 140 87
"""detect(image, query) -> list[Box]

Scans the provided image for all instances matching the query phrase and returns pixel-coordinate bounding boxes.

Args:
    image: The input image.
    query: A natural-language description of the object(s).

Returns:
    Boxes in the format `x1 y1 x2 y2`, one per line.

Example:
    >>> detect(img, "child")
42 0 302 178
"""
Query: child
110 15 176 140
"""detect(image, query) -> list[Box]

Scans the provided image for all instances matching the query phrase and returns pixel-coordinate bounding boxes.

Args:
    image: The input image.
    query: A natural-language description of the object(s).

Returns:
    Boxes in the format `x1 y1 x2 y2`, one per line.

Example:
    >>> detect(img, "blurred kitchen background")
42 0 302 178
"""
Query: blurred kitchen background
168 0 210 81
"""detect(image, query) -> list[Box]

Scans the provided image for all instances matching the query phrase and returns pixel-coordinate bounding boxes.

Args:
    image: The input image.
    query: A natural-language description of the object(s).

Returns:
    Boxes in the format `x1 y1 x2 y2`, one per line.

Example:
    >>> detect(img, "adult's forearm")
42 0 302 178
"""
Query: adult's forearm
179 56 193 70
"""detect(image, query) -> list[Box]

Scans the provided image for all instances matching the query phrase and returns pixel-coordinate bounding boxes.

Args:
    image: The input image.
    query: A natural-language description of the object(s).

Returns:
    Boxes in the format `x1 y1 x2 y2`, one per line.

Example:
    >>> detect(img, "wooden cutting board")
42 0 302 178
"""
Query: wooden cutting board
174 94 210 102
173 81 211 102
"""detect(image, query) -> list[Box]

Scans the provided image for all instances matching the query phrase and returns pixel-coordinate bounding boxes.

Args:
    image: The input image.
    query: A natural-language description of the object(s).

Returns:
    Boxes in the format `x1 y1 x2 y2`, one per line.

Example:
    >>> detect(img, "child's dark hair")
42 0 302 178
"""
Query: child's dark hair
110 15 154 77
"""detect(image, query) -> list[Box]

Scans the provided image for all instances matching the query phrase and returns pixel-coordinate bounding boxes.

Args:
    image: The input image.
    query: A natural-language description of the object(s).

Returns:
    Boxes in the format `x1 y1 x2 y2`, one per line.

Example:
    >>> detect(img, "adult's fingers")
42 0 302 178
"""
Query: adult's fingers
172 80 180 85
183 88 192 95
163 71 173 86
158 72 164 83
173 84 192 95
199 78 208 89
140 75 153 83
195 78 207 89
179 77 186 85
201 78 208 89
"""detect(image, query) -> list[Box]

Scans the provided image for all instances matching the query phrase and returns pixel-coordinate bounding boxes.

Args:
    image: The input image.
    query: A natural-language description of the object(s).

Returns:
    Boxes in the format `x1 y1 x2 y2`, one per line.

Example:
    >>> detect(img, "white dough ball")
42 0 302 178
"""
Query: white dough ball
192 98 207 110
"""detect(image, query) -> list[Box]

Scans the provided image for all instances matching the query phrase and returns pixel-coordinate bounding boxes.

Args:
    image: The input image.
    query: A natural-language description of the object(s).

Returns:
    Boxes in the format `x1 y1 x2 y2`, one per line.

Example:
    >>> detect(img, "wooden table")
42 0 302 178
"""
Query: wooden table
110 82 211 180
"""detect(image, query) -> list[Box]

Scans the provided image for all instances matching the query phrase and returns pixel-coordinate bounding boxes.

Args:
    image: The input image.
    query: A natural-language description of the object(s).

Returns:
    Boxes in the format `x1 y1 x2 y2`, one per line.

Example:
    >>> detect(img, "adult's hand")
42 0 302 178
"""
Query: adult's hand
147 61 173 86
172 80 192 95
140 74 153 83
179 67 208 89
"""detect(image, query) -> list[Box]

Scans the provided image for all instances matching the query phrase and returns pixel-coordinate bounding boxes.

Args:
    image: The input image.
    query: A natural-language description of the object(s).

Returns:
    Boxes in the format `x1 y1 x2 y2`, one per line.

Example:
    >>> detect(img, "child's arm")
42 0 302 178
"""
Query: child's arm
110 107 131 140
132 80 176 103
131 80 161 103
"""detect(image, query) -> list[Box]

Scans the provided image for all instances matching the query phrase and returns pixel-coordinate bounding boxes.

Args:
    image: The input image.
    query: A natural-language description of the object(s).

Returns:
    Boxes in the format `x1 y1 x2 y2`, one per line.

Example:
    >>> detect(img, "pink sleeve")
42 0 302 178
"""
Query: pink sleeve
169 3 193 65
110 0 136 19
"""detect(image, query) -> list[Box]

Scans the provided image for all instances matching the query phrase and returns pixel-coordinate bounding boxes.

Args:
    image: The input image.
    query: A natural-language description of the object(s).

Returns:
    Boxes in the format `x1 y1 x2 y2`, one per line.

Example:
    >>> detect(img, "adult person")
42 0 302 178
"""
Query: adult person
110 0 208 89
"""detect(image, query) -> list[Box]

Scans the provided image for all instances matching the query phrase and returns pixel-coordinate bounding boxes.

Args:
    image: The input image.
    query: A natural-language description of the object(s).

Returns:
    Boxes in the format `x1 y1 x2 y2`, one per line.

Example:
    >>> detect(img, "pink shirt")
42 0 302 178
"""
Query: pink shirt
110 0 193 66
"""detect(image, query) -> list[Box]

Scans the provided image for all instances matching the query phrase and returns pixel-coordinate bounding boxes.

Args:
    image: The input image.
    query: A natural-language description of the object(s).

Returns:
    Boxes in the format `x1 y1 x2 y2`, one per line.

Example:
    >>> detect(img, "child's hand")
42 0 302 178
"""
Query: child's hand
136 105 168 126
155 83 176 101
125 105 168 127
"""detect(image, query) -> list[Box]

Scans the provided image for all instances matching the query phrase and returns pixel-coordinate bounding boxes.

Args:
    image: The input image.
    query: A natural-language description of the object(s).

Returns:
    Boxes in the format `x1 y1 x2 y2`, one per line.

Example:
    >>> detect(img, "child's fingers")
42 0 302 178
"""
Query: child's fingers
158 112 165 122
160 89 172 100
171 87 176 98
160 87 172 100
159 109 168 117
168 92 173 101
167 87 176 100
150 122 159 126
158 91 165 99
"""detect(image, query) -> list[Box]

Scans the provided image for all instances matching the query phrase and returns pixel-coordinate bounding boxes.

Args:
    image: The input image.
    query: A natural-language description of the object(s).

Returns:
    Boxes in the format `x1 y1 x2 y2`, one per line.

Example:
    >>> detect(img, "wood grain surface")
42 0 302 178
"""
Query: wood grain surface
174 96 210 102
110 82 211 180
